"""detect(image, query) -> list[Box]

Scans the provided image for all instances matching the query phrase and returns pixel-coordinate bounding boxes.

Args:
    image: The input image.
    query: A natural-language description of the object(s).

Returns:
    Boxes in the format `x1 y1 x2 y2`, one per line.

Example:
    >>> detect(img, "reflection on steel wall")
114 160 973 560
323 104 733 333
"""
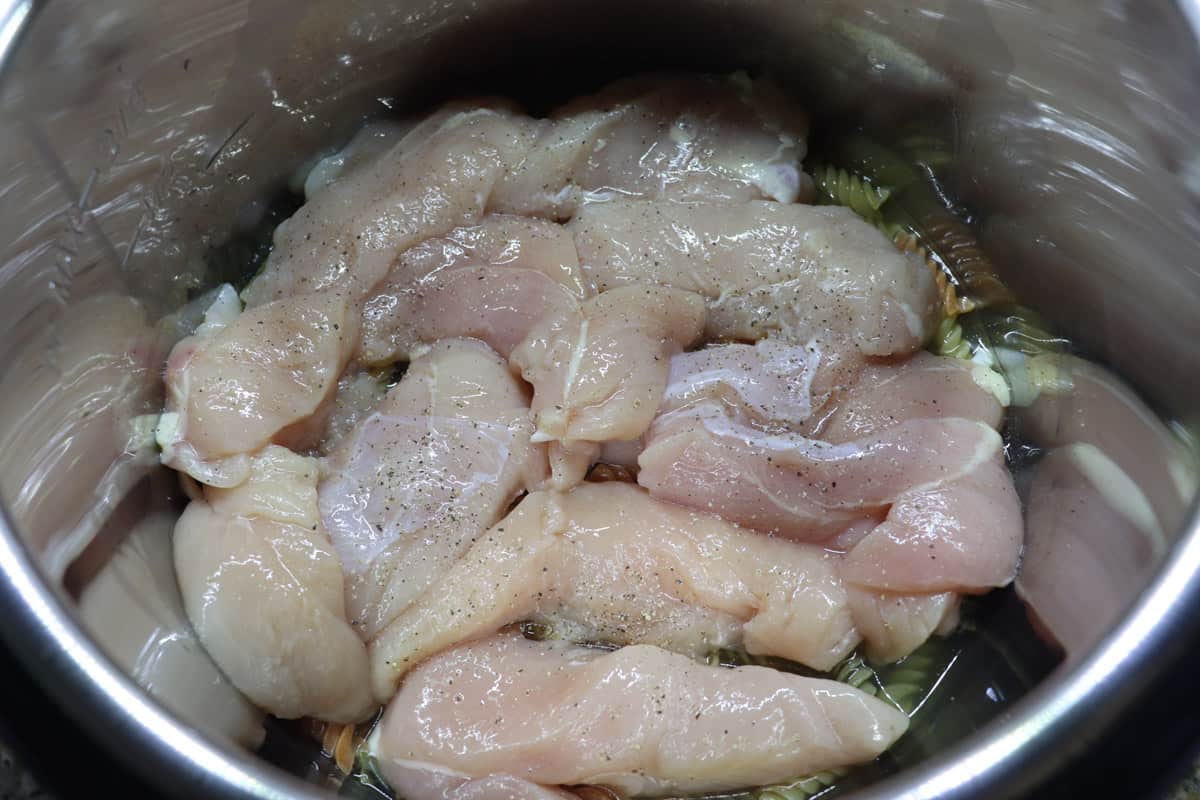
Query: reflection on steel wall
0 0 1197 752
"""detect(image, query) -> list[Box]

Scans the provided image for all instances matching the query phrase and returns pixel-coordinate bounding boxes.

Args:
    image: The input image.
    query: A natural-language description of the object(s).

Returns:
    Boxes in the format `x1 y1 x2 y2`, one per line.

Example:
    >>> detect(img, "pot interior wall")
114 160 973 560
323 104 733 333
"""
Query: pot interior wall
0 0 1198 796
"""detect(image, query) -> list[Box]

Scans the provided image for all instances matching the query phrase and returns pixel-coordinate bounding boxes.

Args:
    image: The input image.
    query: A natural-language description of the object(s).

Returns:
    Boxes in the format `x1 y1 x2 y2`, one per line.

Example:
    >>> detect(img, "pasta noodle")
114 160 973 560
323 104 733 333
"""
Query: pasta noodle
811 163 892 225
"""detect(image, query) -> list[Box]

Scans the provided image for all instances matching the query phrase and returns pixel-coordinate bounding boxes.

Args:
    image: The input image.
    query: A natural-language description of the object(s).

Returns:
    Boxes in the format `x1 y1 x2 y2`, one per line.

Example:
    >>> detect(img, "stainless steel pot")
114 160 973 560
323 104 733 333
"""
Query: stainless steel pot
1 1 1199 797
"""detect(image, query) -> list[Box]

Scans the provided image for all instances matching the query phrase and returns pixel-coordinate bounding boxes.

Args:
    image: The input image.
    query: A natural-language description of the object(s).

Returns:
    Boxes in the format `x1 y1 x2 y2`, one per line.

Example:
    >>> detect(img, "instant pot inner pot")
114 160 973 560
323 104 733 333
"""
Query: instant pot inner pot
1 1 1198 798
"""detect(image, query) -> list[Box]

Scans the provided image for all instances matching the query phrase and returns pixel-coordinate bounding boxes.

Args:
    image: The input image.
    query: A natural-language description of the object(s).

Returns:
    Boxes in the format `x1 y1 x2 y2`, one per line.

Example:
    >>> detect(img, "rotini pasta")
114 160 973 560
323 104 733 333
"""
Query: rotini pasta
893 231 974 319
932 316 974 361
813 133 1015 311
919 211 1014 309
811 163 892 223
750 770 843 800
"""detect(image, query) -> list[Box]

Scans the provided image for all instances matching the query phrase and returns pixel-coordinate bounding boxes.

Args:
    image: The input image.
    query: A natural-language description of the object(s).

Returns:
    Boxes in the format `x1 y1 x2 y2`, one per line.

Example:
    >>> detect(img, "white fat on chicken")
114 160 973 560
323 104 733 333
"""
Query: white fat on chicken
492 73 809 218
511 285 706 445
161 290 352 487
570 200 937 354
172 445 374 723
369 482 862 700
319 339 545 641
374 633 907 798
358 215 590 365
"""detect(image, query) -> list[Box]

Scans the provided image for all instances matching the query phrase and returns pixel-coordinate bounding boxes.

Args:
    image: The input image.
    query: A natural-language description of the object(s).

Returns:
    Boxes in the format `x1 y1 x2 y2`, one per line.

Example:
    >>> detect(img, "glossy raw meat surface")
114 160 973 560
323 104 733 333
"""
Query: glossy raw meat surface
376 633 908 798
358 215 589 365
369 483 860 699
157 74 1028 787
161 288 352 486
570 200 938 353
491 73 810 218
511 285 706 444
639 406 1002 542
637 346 1021 594
244 73 807 308
173 446 373 722
243 106 536 308
320 339 544 640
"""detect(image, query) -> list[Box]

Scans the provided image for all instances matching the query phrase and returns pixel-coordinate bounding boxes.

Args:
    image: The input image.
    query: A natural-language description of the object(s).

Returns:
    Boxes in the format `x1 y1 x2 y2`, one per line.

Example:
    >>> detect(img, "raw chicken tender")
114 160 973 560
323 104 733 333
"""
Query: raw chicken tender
841 455 1022 594
244 106 538 308
358 215 589 364
511 285 706 444
817 351 1005 441
370 482 861 700
639 404 1002 541
570 200 937 354
580 337 858 476
173 446 373 722
159 72 1029 783
663 338 863 431
846 588 960 663
375 633 908 798
639 344 1020 594
161 289 352 486
492 73 809 218
248 73 806 309
320 339 545 640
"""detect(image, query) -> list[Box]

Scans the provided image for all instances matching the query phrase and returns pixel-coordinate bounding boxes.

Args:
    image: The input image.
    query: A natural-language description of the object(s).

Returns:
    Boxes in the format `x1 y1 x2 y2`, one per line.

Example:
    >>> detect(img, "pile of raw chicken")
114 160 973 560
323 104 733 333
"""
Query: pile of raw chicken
160 74 1021 800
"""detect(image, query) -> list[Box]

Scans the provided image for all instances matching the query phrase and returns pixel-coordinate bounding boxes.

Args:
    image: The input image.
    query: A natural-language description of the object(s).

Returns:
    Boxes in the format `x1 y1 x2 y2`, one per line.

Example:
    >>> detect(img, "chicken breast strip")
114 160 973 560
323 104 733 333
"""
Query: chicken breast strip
358 215 590 365
173 445 374 722
161 287 352 486
247 73 807 309
320 339 545 641
369 482 861 700
375 632 908 798
637 345 1021 595
511 285 706 444
491 73 809 218
570 200 938 354
166 73 806 484
639 404 1002 542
